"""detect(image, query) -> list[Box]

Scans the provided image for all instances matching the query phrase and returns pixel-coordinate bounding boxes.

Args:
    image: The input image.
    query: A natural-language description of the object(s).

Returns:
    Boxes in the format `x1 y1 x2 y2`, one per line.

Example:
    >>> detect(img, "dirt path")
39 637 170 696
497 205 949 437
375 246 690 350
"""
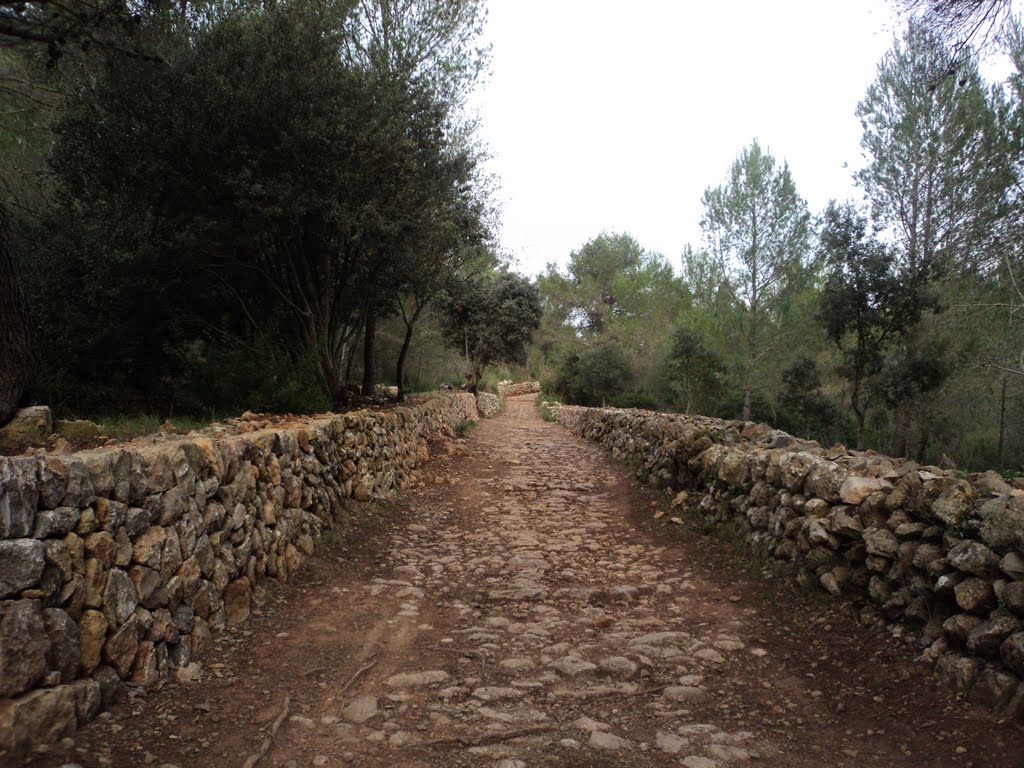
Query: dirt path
28 395 1024 768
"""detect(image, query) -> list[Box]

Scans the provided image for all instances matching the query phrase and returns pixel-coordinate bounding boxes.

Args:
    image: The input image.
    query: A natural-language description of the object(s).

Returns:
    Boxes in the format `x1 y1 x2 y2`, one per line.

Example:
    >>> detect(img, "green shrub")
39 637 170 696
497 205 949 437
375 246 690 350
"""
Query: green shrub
611 391 660 410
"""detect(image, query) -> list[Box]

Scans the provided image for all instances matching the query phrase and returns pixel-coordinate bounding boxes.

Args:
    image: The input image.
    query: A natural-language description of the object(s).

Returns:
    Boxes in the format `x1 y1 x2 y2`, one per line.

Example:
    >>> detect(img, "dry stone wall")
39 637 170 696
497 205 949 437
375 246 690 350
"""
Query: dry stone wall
497 381 540 397
557 405 1024 720
0 392 477 757
475 392 501 418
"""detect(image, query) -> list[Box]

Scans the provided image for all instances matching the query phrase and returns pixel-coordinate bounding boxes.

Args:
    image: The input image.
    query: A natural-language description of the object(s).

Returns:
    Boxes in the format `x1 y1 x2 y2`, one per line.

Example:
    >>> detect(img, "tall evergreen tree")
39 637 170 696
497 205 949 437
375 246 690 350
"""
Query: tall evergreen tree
700 140 811 420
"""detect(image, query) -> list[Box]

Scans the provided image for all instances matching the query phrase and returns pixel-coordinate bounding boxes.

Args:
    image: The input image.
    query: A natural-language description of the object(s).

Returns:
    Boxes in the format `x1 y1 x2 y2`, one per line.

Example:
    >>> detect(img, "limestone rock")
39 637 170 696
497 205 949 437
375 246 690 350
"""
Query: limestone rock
43 607 80 682
966 615 1022 657
33 507 80 539
656 731 690 754
385 670 449 687
828 507 863 537
967 666 1018 709
342 694 378 724
77 609 107 674
0 684 75 759
0 539 45 597
223 577 251 626
84 531 116 568
92 664 127 707
862 527 898 559
1002 552 1024 581
133 526 167 569
0 405 52 443
71 677 101 724
931 482 974 528
935 652 979 694
0 599 48 697
805 460 846 502
1002 632 1024 677
662 685 709 704
954 577 994 614
840 476 891 505
131 640 160 688
597 655 638 678
0 458 39 539
103 615 139 678
948 541 1000 576
548 656 598 677
1004 581 1024 616
129 565 163 609
979 498 1024 550
943 613 983 647
102 568 138 626
588 730 632 751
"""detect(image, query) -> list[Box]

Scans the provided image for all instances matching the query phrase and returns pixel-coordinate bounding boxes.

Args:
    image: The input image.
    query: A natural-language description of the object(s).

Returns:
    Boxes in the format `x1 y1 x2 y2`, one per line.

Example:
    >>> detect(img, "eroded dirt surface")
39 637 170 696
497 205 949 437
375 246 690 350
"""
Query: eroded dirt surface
26 395 1024 768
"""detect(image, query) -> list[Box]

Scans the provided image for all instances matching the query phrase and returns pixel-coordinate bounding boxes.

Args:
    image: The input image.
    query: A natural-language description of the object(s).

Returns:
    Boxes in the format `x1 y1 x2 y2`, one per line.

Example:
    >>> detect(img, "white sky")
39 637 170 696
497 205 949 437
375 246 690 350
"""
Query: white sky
467 0 1009 277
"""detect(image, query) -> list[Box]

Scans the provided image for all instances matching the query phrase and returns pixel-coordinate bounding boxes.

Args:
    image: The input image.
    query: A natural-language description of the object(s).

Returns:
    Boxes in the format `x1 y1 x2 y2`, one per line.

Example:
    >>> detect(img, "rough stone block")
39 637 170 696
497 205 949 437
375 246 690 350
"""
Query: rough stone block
0 684 75 758
102 568 138 627
0 599 48 697
71 677 101 725
967 666 1018 709
43 607 80 682
223 577 251 626
948 540 1000 576
103 615 139 678
0 539 44 597
77 609 107 674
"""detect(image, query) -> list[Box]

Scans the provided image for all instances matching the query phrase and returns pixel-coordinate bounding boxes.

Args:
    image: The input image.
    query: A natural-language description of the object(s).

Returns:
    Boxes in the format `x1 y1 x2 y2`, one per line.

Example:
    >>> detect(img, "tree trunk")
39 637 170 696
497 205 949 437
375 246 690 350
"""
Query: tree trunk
396 319 415 401
0 202 37 426
894 408 911 458
361 307 377 397
998 376 1007 467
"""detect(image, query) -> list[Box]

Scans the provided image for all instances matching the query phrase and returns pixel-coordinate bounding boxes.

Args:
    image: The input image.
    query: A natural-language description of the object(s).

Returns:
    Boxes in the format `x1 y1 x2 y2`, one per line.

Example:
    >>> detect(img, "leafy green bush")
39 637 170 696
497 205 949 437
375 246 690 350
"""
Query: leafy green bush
611 391 660 410
174 336 330 416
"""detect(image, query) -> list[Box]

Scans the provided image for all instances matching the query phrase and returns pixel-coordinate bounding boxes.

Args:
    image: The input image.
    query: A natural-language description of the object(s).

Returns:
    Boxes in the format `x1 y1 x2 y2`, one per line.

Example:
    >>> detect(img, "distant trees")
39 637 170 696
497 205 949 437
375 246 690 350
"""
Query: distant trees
699 140 811 420
527 16 1024 469
441 272 542 393
663 326 724 414
818 202 926 449
536 232 684 407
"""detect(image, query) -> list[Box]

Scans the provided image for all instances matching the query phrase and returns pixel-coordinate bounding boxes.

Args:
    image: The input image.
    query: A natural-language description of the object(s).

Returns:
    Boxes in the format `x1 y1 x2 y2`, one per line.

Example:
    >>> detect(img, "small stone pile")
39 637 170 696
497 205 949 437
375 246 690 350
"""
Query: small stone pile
0 392 477 757
557 405 1024 720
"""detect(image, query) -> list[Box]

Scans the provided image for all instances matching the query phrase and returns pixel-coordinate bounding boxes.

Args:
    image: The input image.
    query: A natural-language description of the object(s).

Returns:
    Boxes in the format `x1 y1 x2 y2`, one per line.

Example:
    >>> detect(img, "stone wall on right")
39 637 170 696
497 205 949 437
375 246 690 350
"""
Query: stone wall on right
557 405 1024 719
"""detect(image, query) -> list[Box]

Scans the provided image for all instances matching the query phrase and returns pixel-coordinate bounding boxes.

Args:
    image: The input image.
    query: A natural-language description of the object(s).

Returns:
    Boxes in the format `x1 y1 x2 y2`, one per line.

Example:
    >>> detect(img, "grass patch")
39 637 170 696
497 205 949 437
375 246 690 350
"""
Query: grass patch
539 393 561 422
455 418 479 437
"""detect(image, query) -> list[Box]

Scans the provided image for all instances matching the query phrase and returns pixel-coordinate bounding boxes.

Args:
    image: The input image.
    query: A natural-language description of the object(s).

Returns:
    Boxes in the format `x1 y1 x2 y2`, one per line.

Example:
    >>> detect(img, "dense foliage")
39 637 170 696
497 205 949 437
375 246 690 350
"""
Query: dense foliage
535 20 1024 471
1 0 525 418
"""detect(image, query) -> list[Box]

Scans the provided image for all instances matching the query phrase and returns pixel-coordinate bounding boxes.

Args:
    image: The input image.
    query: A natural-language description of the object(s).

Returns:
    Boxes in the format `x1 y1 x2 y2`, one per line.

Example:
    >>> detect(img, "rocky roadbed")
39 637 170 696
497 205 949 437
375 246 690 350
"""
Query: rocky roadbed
24 395 1024 768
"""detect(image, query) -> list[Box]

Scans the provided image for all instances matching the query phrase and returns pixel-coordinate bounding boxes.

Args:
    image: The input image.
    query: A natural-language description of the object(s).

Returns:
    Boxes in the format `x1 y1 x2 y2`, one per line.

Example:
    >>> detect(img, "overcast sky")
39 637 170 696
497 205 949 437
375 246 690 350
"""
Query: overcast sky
466 0 968 277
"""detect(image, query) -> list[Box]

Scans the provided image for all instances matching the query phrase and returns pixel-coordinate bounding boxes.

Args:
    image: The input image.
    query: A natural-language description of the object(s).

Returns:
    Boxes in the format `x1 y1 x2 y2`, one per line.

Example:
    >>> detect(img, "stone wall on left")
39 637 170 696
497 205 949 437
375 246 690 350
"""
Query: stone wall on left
0 392 478 758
